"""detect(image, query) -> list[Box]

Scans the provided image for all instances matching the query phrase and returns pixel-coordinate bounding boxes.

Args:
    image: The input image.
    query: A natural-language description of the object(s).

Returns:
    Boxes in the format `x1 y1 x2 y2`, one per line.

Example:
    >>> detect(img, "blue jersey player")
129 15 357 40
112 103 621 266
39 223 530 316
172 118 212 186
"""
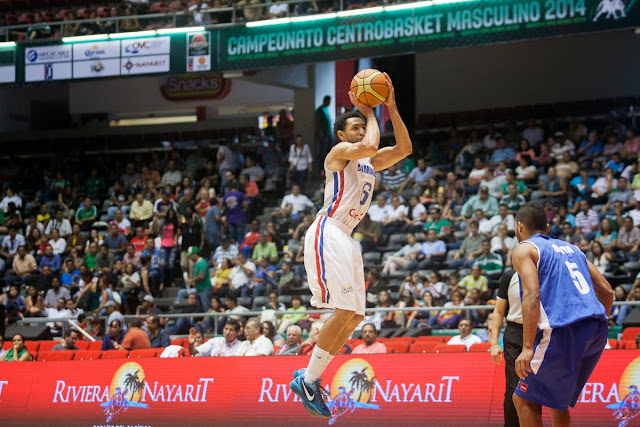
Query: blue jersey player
511 202 613 426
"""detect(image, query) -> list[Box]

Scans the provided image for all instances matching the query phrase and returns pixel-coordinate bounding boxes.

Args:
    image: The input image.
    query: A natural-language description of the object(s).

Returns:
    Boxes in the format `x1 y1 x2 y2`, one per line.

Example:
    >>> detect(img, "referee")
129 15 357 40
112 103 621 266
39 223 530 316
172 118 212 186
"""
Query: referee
490 267 522 427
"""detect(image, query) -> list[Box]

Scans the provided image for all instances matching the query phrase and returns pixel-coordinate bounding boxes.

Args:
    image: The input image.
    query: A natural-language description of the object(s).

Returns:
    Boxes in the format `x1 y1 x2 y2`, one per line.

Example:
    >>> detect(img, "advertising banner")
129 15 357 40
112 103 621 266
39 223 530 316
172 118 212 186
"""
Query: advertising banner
217 0 640 70
121 36 171 57
72 40 121 61
0 65 15 83
161 72 231 101
25 62 72 82
73 58 121 79
121 54 170 75
24 45 72 64
186 31 212 72
0 351 638 426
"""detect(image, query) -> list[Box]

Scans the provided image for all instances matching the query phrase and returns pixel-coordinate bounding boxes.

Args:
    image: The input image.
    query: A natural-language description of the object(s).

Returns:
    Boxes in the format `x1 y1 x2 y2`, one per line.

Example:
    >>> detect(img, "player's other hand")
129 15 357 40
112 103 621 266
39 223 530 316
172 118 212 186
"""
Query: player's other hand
348 90 374 116
515 348 534 379
383 72 396 108
490 344 504 365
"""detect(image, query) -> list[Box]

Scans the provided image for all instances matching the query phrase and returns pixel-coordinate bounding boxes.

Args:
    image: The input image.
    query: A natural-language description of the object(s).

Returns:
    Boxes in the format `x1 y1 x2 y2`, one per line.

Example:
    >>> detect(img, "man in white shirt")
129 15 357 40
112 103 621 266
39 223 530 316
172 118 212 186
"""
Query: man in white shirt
280 185 314 221
480 169 506 200
45 297 71 334
188 0 211 25
382 196 407 235
229 253 256 297
0 187 22 213
367 194 392 223
240 156 265 185
45 209 72 238
485 205 515 237
189 319 241 357
288 135 313 192
447 318 482 350
161 160 182 187
224 295 250 321
522 119 544 146
399 158 433 194
265 0 288 18
235 318 274 356
48 229 67 255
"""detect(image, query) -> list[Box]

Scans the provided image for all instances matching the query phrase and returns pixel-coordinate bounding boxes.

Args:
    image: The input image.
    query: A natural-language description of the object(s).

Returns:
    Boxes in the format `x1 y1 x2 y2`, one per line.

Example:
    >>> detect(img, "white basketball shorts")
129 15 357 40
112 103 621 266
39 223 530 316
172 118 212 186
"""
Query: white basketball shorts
304 215 365 315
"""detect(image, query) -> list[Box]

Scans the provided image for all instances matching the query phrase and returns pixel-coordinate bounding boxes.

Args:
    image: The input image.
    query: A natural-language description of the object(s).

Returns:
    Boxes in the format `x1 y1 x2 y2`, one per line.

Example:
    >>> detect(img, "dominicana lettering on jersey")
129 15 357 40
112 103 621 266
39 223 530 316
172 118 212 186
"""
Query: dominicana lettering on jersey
357 163 375 176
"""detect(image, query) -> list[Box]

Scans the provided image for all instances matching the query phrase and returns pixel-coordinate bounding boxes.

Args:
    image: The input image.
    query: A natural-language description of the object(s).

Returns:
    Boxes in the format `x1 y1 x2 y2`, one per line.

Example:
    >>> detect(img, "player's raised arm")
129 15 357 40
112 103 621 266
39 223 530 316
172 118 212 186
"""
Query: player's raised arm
370 73 413 172
587 260 614 315
326 92 380 170
511 242 540 379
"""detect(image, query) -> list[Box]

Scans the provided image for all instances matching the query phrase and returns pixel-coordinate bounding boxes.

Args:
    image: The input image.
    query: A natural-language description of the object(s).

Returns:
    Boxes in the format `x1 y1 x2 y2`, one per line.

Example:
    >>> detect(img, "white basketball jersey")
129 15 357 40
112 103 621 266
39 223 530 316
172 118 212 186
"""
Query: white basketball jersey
317 158 376 231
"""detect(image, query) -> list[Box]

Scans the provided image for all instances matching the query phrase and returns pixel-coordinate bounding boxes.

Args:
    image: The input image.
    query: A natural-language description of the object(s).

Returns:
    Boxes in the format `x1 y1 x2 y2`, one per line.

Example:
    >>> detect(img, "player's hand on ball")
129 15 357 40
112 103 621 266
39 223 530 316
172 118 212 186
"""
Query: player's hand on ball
348 90 374 116
383 72 396 107
490 344 504 365
515 348 533 379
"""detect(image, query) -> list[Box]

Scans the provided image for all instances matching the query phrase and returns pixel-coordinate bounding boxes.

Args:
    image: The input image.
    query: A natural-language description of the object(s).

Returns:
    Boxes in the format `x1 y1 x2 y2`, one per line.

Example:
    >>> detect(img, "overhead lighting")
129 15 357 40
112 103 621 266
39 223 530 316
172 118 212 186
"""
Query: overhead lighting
337 6 383 16
0 41 16 49
109 30 157 39
109 115 198 127
290 12 336 22
62 34 110 42
385 1 432 11
246 17 291 27
157 26 205 34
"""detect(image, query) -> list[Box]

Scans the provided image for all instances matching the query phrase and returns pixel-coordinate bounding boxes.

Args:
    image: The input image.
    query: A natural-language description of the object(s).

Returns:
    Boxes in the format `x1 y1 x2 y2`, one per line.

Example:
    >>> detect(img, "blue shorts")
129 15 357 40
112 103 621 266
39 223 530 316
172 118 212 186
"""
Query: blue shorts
514 317 608 411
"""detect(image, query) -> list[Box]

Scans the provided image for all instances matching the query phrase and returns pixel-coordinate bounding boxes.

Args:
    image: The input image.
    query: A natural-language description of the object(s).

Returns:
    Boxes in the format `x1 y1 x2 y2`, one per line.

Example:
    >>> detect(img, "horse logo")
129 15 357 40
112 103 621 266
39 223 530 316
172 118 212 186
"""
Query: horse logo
593 0 627 21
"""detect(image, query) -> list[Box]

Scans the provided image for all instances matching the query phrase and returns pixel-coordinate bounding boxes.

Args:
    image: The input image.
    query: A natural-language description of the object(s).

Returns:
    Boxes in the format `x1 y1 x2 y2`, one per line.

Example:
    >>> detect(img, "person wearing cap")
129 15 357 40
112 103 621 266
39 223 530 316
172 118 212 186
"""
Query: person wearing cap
186 246 212 311
461 185 499 219
551 131 576 162
136 294 162 316
105 300 127 334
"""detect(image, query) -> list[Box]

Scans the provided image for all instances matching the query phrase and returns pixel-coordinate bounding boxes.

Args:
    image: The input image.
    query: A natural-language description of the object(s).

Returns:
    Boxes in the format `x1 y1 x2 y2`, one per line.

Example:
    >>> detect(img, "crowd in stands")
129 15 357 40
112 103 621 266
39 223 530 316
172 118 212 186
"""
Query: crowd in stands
1 0 401 42
1 109 640 360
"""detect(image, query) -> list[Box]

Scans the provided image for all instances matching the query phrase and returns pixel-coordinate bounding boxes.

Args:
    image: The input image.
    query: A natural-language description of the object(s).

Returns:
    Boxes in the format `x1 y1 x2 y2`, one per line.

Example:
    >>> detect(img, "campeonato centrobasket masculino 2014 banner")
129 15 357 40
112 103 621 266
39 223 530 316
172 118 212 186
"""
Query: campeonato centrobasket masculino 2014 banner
0 351 639 426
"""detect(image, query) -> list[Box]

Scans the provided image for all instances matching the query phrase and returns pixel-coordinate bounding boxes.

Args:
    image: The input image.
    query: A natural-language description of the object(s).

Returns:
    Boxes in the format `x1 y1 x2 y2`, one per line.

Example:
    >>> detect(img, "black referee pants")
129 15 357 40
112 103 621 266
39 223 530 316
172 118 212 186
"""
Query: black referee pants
504 321 523 427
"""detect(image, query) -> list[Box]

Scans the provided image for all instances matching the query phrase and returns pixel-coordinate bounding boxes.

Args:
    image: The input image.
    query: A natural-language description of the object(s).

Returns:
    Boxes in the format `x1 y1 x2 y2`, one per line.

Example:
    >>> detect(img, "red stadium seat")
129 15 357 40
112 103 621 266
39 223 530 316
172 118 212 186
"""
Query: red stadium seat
24 341 40 353
171 338 184 346
621 327 640 341
74 350 101 360
2 341 11 351
75 341 91 350
38 350 75 361
101 350 129 359
388 337 415 344
38 340 59 352
622 340 636 349
129 349 158 358
415 336 445 343
468 343 491 352
608 339 619 349
409 342 439 353
347 339 364 348
435 344 467 353
89 340 103 351
385 341 409 353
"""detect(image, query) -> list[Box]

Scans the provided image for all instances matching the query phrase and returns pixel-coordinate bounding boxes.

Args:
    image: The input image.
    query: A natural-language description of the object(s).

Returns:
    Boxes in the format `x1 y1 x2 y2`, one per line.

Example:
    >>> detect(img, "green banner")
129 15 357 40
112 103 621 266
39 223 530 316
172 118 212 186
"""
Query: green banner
218 0 640 70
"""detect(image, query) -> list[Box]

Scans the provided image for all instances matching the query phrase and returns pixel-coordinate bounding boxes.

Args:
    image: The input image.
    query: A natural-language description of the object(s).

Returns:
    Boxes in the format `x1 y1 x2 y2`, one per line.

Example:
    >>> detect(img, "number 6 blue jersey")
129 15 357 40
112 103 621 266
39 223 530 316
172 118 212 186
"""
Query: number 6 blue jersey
317 158 376 232
520 234 608 329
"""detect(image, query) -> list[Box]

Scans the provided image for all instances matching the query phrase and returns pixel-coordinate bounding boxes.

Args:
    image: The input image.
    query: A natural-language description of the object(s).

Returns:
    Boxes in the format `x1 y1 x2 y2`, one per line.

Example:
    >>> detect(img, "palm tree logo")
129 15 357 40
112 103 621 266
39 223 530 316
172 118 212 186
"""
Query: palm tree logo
348 367 377 403
123 370 146 402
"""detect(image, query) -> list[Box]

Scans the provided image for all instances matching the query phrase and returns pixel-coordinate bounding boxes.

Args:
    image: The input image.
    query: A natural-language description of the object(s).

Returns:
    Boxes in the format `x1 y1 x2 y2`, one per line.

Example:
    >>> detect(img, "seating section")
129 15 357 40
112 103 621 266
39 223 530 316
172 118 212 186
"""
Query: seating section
4 336 635 361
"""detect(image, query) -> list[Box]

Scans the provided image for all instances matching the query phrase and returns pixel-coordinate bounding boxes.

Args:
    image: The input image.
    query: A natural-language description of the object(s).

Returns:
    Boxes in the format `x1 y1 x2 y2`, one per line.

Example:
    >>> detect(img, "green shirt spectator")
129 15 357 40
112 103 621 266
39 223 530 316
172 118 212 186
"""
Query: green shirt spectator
282 305 307 324
252 236 278 263
501 180 527 195
187 247 212 291
461 187 499 218
75 197 98 229
499 194 526 214
473 253 503 275
424 218 451 237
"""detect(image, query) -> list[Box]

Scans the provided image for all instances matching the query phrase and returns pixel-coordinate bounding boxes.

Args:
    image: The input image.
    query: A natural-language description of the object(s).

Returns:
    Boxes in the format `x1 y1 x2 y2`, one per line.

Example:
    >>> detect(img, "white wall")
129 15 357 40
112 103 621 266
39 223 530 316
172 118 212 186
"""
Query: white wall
416 30 640 114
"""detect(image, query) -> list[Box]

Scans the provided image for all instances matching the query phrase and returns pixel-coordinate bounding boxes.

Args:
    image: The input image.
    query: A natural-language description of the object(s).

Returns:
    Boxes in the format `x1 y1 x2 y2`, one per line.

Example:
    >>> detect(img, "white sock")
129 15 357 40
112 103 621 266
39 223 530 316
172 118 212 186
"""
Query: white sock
321 353 334 373
304 346 331 383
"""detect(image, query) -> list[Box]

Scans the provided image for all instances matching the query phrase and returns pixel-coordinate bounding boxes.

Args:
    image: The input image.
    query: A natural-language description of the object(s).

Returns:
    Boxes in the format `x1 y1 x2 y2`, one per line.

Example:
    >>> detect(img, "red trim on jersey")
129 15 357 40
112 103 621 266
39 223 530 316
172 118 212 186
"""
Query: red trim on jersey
328 170 345 217
314 219 326 303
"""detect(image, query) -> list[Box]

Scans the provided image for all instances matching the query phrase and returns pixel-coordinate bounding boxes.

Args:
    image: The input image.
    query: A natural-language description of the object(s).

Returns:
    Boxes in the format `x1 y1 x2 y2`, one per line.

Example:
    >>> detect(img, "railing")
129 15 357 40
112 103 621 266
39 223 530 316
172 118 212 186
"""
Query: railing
14 301 638 337
0 0 359 41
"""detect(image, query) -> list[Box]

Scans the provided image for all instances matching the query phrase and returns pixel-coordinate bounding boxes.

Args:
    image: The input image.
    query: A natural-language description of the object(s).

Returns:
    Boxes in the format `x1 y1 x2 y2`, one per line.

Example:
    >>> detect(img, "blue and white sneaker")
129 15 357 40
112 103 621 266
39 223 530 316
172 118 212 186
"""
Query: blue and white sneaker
292 368 306 379
290 375 332 419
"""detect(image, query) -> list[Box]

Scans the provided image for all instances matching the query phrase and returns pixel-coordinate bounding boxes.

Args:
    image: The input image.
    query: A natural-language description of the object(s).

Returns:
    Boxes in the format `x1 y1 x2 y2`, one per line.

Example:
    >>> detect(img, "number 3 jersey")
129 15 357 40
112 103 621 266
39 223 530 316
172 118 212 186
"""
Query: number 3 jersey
316 158 376 233
520 234 608 330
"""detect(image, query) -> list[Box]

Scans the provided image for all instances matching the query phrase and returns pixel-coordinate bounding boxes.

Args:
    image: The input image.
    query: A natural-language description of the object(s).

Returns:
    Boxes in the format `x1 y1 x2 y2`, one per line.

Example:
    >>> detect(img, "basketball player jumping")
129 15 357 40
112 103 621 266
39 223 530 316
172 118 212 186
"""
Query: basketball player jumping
289 74 412 418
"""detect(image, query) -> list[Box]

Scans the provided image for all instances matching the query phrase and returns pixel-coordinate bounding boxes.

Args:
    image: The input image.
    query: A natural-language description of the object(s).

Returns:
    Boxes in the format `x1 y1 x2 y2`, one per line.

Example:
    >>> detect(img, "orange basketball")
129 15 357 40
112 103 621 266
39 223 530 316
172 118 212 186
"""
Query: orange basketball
350 69 389 108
